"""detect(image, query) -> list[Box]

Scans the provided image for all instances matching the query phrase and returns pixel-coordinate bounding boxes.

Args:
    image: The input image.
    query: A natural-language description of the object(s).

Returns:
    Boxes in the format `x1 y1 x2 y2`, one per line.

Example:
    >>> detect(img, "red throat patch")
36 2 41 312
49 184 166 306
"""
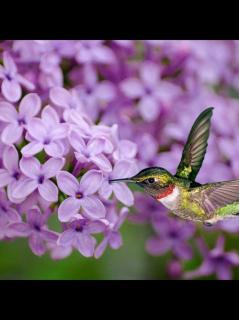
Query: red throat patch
155 184 175 200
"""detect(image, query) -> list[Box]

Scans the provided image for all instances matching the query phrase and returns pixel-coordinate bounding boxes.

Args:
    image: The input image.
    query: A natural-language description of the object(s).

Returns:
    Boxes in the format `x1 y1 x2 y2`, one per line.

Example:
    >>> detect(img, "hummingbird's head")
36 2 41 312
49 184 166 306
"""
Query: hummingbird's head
110 167 175 198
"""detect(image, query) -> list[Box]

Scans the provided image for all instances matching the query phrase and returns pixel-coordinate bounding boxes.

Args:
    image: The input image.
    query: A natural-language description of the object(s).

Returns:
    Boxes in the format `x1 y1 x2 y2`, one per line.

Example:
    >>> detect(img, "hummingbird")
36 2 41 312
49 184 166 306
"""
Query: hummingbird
110 107 239 226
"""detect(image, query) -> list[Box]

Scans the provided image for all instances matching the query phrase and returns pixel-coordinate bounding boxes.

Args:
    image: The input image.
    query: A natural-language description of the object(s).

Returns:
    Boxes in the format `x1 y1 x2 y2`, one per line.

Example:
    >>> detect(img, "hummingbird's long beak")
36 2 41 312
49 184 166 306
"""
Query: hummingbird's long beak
109 177 135 183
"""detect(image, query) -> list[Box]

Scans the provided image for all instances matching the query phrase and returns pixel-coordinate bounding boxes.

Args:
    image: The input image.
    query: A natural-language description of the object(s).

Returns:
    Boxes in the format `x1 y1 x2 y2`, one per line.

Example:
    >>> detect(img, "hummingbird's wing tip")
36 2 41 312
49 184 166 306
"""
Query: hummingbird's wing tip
205 106 214 112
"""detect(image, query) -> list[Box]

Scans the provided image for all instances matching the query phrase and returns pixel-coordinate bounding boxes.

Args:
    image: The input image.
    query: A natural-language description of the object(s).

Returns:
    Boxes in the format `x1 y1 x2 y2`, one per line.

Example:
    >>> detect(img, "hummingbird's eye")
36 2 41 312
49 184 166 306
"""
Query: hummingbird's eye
148 178 155 183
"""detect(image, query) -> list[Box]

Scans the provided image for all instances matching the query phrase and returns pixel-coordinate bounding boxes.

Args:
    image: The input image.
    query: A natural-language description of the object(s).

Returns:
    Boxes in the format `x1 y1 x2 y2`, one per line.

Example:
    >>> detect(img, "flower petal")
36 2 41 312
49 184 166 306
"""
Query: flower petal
1 123 23 145
76 46 91 64
87 221 106 234
68 111 92 135
38 180 58 202
216 265 232 280
138 96 160 122
10 222 32 236
0 102 18 122
44 140 65 157
3 52 17 73
19 93 41 119
41 229 58 242
58 197 81 222
27 206 43 227
12 177 38 199
79 170 103 196
226 252 239 265
42 157 65 179
81 195 106 219
0 169 12 187
3 145 19 173
112 160 138 179
102 138 114 154
2 79 21 102
114 207 129 230
82 63 97 86
173 242 193 260
7 208 22 223
29 233 46 256
92 46 115 64
56 171 79 196
16 191 39 211
49 243 72 260
20 157 41 178
74 233 96 257
117 140 137 159
87 138 105 155
57 229 75 246
146 237 171 256
94 237 108 258
94 81 116 101
183 261 214 280
120 78 144 98
50 86 71 109
27 118 47 141
69 130 86 152
21 141 43 156
90 154 112 172
51 125 67 140
7 180 26 204
109 231 122 249
74 152 88 163
140 61 160 86
16 74 35 90
98 179 112 199
41 105 59 126
112 182 134 206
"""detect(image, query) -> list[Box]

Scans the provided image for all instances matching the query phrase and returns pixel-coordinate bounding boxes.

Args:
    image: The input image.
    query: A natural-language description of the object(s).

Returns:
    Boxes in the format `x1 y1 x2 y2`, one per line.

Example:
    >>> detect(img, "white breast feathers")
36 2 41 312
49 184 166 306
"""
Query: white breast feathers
158 186 180 210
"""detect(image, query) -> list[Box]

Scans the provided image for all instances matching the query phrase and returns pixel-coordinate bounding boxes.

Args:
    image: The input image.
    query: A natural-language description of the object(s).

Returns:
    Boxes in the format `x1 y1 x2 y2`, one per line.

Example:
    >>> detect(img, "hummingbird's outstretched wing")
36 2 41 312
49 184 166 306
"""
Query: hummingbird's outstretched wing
198 180 239 215
175 107 214 181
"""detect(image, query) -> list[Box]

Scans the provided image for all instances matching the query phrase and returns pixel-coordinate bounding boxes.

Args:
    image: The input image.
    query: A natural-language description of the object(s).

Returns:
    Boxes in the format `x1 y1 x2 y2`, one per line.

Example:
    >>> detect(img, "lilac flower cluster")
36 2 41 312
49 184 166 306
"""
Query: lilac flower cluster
0 42 138 259
1 40 239 279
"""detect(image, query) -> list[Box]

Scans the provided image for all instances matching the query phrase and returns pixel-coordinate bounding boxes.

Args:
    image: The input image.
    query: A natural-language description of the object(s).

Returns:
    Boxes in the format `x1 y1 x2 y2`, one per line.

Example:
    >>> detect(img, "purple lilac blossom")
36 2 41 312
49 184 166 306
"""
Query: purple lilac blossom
12 157 64 202
0 93 41 145
146 215 195 260
75 40 116 65
0 52 35 102
58 217 106 257
184 237 239 280
10 206 58 256
22 105 67 157
0 145 24 203
95 206 129 258
49 87 85 121
69 130 112 172
56 170 105 221
0 190 22 239
120 61 181 122
74 64 116 121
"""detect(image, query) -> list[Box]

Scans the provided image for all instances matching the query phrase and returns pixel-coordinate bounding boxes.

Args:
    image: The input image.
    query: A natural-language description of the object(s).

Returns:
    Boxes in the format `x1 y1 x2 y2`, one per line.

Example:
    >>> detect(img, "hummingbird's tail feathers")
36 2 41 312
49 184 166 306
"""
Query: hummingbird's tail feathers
175 107 214 182
200 179 239 216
